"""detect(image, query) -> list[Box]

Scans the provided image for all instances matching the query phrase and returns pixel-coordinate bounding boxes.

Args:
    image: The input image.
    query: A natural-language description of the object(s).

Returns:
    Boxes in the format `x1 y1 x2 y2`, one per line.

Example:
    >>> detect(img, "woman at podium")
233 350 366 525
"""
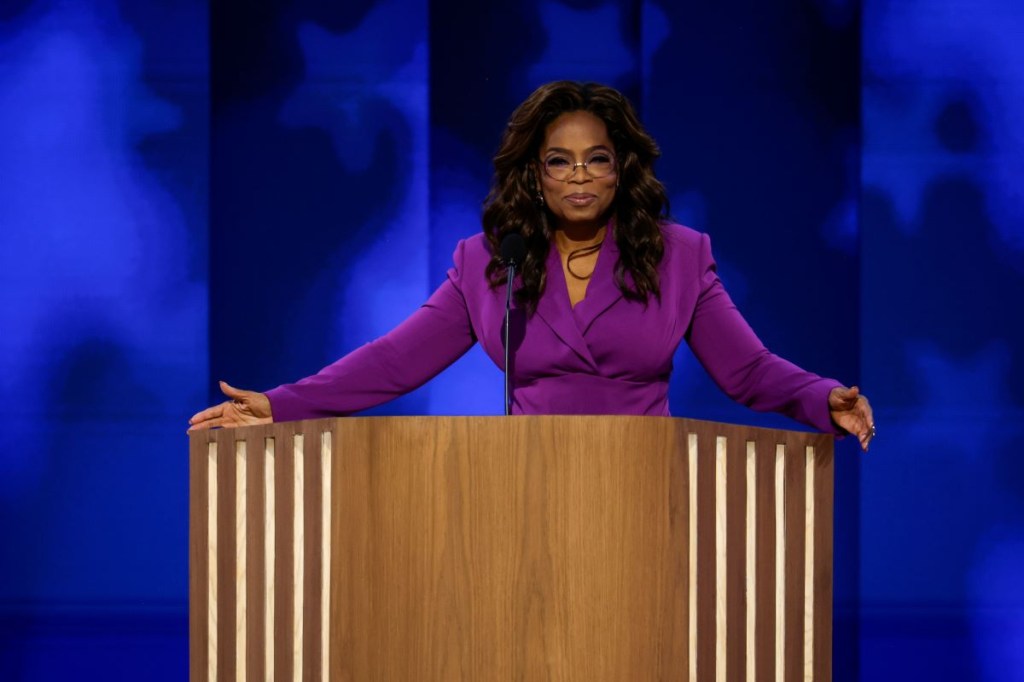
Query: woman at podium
189 81 875 451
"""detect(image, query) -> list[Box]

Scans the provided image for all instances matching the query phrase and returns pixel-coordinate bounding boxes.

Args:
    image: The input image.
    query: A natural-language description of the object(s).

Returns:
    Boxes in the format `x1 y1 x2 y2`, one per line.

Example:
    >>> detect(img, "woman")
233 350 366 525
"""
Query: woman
189 81 875 450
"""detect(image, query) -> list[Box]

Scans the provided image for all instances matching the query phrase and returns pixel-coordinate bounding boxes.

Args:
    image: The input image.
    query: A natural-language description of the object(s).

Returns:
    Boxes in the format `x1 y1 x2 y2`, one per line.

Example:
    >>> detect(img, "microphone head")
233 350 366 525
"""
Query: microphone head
500 233 527 266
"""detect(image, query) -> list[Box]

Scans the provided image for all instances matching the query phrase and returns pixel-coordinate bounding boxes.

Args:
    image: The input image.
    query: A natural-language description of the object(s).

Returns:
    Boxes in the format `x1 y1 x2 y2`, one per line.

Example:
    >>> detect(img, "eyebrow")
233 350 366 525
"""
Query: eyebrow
543 145 613 155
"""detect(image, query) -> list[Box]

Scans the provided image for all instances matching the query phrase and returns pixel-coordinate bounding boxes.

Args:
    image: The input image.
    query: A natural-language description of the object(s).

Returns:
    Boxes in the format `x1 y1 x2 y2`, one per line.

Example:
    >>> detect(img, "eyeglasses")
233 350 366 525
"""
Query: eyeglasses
540 152 616 181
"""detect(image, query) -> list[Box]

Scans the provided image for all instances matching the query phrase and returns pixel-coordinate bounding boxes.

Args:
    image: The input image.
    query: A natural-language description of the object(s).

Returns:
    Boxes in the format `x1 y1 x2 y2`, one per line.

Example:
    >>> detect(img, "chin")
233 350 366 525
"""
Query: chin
559 206 612 225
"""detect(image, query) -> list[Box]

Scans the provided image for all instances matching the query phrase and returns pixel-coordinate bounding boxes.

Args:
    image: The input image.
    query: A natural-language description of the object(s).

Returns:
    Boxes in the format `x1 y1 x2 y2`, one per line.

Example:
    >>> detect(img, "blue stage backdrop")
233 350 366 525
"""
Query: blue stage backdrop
861 0 1024 679
0 1 1021 680
0 0 206 680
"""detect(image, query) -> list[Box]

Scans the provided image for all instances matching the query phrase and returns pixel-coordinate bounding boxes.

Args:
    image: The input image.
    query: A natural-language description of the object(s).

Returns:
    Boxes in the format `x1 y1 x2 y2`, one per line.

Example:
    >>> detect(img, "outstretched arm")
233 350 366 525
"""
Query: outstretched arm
263 275 476 421
685 232 867 443
262 240 479 421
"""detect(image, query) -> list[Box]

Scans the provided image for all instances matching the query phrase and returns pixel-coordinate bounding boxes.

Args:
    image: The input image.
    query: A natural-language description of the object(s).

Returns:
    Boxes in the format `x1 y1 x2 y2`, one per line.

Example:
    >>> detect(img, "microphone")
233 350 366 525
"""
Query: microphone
500 233 526 266
499 234 525 416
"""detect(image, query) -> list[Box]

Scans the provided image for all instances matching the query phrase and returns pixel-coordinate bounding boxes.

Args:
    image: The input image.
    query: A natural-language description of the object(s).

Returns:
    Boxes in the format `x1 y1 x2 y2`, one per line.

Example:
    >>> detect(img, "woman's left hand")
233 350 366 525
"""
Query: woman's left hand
829 385 876 451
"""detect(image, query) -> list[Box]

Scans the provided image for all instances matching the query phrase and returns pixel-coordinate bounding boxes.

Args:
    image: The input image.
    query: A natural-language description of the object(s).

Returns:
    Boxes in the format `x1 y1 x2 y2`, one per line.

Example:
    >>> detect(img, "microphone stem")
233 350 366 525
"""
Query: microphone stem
504 263 516 416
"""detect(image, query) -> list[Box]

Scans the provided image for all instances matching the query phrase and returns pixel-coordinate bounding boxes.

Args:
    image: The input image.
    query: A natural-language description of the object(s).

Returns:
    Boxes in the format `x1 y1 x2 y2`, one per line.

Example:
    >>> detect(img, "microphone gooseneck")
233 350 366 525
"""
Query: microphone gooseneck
499 234 526 416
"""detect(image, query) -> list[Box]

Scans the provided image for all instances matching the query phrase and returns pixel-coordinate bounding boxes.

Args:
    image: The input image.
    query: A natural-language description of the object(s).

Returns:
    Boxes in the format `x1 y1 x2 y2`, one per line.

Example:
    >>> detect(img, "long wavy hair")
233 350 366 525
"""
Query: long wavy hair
483 81 669 310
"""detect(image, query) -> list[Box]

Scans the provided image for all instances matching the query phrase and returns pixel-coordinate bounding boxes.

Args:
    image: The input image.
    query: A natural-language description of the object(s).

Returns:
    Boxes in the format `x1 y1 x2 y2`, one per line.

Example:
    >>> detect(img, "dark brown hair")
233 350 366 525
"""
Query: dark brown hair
482 81 669 309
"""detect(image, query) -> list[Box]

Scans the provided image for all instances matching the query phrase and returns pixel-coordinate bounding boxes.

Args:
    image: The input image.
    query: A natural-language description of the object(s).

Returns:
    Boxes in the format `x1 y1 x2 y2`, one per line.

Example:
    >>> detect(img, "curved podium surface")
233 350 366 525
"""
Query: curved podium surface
189 416 833 681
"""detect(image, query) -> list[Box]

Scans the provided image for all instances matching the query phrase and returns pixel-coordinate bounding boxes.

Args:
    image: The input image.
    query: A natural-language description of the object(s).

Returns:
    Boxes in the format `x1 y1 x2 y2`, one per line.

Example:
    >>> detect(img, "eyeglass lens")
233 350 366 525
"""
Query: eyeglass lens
543 152 615 180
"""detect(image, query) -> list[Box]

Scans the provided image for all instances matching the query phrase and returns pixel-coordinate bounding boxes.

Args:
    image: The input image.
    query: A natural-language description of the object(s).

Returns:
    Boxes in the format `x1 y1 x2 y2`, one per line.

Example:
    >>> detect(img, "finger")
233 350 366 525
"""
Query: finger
189 403 225 425
861 419 877 451
839 397 859 411
830 385 859 408
849 400 874 433
219 380 252 401
188 415 237 432
858 397 874 424
188 416 221 432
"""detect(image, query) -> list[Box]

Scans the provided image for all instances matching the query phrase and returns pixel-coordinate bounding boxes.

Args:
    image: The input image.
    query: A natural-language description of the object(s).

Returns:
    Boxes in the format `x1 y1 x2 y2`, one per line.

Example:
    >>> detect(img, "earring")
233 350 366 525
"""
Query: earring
536 188 545 206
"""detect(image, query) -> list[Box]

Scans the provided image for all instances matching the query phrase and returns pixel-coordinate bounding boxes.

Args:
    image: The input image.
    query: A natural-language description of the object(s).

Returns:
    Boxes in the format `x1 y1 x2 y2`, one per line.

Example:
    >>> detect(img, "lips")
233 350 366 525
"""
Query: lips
565 193 597 206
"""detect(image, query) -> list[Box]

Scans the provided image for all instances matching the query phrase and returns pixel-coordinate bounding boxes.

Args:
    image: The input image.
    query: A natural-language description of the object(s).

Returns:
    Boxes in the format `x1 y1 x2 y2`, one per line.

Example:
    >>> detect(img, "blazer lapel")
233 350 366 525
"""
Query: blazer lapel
535 245 598 370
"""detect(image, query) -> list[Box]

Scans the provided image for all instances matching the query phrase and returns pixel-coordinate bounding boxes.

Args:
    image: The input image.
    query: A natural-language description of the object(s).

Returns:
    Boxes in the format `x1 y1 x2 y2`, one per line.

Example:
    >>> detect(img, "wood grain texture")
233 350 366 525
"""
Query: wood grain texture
755 435 779 682
775 444 787 682
273 425 295 682
263 437 276 682
783 434 807 682
291 434 304 682
715 437 728 682
725 435 745 682
215 429 236 682
744 441 757 682
696 429 718 682
687 433 698 682
803 447 816 682
235 440 247 682
301 426 322 682
245 435 265 682
320 431 332 682
188 432 208 682
813 443 835 682
661 421 689 680
187 416 834 682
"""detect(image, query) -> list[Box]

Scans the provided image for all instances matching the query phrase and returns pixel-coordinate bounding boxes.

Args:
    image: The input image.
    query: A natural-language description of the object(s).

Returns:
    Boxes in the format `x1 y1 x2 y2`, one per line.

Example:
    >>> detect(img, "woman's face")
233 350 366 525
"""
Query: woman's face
536 110 618 233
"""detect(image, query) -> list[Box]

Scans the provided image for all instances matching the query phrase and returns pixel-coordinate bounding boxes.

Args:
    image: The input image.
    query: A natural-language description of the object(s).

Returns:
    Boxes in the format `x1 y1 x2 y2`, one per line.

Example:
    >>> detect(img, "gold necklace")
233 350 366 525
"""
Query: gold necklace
565 240 603 280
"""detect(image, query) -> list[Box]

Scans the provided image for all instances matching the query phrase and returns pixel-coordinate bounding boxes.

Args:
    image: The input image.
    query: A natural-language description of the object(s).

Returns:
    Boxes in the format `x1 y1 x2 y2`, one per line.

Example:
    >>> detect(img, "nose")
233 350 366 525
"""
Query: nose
568 163 591 183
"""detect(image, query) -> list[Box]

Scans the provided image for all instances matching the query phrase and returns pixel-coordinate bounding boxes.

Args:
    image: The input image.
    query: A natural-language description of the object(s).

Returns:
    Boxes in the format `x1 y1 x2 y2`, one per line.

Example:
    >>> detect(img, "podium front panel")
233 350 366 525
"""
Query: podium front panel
189 416 833 681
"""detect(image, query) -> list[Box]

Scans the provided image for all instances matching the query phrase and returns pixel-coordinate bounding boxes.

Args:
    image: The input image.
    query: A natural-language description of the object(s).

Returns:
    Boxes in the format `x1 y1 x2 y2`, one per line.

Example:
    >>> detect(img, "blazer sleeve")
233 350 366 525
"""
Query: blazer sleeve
684 232 843 433
264 240 478 421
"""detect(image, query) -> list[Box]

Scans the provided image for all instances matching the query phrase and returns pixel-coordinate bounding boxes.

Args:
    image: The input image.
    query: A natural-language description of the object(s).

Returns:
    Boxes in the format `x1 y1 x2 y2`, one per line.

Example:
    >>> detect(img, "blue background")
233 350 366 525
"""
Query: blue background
0 0 1021 679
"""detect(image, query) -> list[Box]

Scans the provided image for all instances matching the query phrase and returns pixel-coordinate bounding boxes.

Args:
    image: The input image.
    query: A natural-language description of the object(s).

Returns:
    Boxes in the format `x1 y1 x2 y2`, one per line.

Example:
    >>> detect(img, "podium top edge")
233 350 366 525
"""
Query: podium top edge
186 415 833 449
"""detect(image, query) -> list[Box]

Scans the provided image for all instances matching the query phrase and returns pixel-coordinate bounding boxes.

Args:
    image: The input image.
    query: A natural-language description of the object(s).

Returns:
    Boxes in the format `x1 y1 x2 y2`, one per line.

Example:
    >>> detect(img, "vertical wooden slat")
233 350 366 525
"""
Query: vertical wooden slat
803 446 816 682
745 441 757 682
264 437 276 682
813 444 835 682
784 438 807 682
293 433 305 682
688 433 699 682
696 431 717 682
321 430 332 682
189 435 209 682
215 429 236 682
235 440 248 681
246 435 266 682
755 434 778 682
715 436 728 682
303 427 323 681
725 435 745 682
774 444 786 682
208 441 218 682
275 425 295 682
209 442 220 682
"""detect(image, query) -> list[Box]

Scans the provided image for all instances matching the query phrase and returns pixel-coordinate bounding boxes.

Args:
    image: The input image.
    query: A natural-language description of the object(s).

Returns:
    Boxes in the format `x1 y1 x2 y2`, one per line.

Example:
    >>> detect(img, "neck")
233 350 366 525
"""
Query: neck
554 222 607 254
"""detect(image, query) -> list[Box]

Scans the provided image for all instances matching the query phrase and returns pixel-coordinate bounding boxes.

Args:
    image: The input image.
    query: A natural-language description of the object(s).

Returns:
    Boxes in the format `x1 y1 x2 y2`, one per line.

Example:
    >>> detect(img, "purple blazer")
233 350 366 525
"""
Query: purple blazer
265 224 842 433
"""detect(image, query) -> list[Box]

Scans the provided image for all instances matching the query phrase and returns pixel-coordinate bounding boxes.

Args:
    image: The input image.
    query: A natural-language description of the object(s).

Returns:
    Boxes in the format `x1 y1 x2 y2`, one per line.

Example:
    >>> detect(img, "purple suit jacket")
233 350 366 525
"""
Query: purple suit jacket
265 224 841 432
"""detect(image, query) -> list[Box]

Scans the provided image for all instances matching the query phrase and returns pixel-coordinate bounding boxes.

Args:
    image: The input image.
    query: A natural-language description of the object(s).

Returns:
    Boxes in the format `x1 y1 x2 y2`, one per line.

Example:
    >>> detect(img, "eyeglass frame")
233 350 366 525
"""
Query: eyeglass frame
537 152 618 182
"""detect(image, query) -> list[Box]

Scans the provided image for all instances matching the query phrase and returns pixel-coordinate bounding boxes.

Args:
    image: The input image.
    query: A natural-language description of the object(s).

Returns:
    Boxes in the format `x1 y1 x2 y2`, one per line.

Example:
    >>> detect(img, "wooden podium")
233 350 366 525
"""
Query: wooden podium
189 416 833 681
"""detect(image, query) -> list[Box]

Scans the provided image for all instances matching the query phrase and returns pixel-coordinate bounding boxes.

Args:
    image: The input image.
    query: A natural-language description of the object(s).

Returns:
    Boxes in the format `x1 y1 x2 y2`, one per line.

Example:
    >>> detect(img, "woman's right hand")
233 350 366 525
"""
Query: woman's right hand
188 381 273 431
